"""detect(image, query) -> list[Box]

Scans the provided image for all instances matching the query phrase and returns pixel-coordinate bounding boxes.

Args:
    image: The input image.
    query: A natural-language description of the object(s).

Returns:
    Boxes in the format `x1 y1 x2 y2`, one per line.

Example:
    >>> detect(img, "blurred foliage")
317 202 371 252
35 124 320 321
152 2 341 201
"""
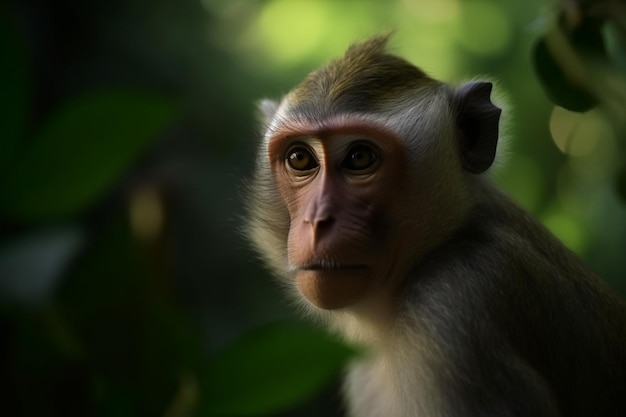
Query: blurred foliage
532 0 626 207
202 322 356 416
0 0 625 416
0 91 178 220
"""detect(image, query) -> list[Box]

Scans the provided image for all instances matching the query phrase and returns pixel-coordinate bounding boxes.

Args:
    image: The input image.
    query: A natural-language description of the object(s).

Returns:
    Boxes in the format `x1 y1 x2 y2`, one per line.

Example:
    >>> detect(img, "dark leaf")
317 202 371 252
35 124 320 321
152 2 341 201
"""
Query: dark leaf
533 37 596 112
201 321 357 416
569 17 608 60
533 18 608 112
0 91 178 221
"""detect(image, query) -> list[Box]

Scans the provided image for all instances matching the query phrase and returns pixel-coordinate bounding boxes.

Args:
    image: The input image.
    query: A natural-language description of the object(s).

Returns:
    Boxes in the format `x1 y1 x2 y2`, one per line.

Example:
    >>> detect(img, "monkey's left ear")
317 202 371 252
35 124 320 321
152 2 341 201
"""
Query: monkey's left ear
257 99 279 127
455 82 502 174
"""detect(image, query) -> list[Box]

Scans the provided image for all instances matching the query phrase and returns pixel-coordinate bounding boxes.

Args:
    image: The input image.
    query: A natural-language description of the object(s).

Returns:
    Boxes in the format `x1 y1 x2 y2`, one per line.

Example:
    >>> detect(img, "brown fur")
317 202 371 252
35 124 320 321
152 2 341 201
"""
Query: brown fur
287 34 437 118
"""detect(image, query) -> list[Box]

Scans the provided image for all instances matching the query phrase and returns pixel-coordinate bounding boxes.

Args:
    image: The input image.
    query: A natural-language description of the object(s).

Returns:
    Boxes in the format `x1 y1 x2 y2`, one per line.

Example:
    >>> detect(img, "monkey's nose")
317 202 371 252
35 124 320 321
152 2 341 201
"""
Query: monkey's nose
304 197 336 231
304 211 335 229
306 215 335 244
304 200 336 235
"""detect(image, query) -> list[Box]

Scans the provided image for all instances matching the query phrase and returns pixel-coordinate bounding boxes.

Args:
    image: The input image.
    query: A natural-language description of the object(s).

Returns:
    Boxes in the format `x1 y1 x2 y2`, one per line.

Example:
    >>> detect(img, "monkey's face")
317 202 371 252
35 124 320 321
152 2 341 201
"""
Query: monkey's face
269 130 414 310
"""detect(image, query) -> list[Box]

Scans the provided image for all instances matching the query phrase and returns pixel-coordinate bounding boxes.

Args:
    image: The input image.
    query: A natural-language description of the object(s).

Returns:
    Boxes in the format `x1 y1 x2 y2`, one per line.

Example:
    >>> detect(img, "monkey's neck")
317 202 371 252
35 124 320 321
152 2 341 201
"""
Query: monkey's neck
325 289 399 346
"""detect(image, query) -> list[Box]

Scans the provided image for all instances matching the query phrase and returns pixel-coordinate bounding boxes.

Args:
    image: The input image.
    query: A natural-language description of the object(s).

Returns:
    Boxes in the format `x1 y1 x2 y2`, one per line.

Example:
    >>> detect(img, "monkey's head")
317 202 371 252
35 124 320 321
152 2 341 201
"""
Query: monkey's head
247 35 501 312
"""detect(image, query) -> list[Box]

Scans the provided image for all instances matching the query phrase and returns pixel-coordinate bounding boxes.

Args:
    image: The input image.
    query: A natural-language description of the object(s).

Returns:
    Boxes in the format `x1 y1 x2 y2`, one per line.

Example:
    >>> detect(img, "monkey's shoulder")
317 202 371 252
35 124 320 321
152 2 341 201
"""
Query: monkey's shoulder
403 190 626 325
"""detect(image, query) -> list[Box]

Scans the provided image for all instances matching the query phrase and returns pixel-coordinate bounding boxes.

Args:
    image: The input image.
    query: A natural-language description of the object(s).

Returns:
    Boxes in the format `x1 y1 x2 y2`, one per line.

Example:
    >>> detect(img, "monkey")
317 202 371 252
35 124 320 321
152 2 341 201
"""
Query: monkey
246 34 626 417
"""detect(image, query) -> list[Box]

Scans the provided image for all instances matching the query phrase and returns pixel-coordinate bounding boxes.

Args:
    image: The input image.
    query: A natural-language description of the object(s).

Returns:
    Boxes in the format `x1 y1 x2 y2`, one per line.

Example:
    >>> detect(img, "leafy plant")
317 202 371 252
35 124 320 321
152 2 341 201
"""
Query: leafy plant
532 0 626 203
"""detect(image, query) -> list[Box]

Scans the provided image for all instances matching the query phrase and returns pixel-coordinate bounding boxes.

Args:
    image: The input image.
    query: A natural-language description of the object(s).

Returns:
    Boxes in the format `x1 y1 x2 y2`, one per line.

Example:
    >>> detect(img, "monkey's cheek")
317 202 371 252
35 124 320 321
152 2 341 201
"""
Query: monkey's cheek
295 269 372 310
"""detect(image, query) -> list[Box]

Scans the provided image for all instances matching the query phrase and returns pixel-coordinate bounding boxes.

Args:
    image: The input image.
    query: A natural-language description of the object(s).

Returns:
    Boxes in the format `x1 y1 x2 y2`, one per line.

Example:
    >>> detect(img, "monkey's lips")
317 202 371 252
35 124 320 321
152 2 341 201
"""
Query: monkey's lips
293 263 371 309
299 263 368 271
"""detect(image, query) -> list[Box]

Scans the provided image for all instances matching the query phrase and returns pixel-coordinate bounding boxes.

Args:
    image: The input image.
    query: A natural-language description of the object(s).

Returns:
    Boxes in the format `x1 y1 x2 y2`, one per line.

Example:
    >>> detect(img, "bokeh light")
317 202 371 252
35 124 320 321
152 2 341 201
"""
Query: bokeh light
549 107 611 158
254 0 328 66
541 202 587 254
456 0 512 56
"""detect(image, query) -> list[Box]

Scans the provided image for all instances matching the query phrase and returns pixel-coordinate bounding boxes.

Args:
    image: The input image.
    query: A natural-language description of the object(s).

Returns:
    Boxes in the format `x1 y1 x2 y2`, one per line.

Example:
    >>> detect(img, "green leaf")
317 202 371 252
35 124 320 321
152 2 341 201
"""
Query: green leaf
533 19 608 112
201 321 357 416
0 8 32 170
0 91 178 221
533 37 596 112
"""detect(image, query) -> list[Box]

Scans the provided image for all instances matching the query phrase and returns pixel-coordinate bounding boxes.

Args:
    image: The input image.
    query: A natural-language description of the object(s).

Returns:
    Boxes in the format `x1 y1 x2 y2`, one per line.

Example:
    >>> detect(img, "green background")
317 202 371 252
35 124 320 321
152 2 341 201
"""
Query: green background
1 0 624 416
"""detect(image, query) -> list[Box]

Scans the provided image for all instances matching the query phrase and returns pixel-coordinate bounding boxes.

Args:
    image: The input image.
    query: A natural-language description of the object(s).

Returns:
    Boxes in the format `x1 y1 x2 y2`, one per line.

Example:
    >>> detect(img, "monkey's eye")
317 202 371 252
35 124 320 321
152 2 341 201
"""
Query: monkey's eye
342 144 378 172
286 146 318 171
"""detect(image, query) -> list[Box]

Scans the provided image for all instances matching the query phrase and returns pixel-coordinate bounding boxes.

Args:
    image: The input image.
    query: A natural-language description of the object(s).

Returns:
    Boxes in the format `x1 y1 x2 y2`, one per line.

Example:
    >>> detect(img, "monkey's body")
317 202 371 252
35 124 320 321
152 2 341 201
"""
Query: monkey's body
247 35 626 417
345 183 626 417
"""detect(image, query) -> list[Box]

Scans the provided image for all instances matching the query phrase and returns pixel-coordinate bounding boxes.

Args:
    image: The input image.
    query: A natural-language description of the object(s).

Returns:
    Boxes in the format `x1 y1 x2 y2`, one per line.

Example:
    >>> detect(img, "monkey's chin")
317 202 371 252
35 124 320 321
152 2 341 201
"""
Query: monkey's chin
295 268 371 310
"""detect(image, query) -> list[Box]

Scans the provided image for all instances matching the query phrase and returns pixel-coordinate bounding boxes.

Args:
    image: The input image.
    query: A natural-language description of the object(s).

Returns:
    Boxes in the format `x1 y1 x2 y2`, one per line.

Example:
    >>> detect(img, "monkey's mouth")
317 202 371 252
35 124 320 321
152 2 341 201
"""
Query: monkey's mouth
299 262 368 271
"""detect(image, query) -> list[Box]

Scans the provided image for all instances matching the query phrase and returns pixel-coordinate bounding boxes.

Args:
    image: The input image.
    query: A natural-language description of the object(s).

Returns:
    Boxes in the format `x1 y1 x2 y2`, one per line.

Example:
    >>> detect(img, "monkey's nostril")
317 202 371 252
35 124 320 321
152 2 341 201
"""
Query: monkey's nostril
313 216 335 230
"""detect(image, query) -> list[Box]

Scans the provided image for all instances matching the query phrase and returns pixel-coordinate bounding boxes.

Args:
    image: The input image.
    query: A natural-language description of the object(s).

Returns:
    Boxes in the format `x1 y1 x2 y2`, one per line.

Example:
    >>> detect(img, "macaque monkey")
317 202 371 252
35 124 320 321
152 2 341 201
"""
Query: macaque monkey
246 35 626 417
